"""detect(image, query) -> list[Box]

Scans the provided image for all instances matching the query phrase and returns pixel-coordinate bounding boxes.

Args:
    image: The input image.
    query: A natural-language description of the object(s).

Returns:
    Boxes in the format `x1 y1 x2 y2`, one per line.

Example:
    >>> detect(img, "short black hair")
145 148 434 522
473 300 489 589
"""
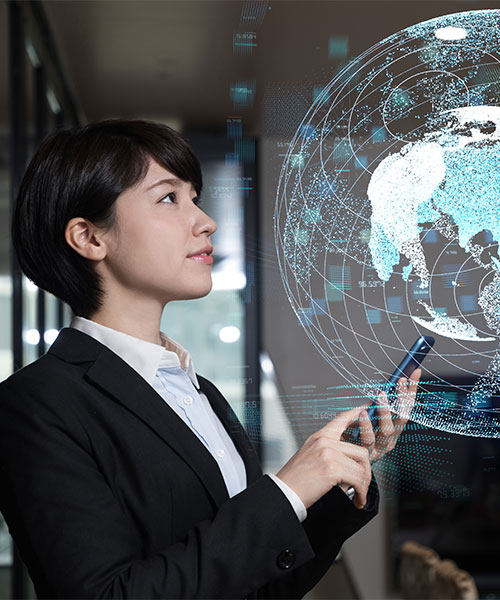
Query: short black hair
12 119 203 318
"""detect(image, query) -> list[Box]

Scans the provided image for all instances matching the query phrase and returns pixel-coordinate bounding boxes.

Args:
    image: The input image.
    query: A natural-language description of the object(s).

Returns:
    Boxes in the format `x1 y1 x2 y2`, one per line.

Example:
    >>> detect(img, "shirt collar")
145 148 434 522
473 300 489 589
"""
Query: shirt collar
70 316 200 389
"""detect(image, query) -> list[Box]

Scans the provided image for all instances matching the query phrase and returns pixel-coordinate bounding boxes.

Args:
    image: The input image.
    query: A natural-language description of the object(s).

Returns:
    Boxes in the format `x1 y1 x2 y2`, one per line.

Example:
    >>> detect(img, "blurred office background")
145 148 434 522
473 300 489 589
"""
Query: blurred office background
0 1 499 598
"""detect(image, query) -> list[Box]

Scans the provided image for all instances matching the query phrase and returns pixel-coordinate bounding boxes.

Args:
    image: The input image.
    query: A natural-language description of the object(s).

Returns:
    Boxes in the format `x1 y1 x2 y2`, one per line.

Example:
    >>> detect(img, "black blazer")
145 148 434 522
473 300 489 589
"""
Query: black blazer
0 327 378 599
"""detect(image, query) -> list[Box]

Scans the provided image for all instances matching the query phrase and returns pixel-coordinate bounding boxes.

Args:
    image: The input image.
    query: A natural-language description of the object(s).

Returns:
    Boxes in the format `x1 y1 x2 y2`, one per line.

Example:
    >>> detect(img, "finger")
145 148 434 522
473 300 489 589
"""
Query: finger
392 377 408 417
397 375 407 395
318 404 370 441
339 456 371 509
338 439 372 464
409 367 421 385
335 444 372 506
358 410 376 449
405 369 420 412
352 486 367 510
339 445 373 490
375 391 394 437
396 370 420 420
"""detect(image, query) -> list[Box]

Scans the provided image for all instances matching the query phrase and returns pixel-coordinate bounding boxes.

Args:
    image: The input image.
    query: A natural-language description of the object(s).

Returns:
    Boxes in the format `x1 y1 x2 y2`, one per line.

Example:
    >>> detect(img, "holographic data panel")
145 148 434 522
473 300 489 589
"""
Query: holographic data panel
275 10 500 438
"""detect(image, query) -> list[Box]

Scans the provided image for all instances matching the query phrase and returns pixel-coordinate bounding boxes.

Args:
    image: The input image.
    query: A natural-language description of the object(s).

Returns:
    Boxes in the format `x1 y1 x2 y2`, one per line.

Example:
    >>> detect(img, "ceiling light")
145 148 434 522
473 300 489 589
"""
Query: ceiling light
260 354 274 376
44 329 59 345
218 326 240 344
211 271 246 290
23 329 40 345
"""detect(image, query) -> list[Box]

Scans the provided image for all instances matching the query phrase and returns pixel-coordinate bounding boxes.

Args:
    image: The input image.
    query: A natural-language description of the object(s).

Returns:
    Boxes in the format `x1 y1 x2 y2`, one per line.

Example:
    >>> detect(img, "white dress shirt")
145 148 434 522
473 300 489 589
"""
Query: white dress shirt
70 316 307 521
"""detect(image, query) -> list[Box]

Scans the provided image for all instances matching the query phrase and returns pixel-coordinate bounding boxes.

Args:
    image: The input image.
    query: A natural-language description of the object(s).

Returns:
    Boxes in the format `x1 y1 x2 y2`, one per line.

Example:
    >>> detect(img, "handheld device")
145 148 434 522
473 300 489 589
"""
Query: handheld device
351 336 435 441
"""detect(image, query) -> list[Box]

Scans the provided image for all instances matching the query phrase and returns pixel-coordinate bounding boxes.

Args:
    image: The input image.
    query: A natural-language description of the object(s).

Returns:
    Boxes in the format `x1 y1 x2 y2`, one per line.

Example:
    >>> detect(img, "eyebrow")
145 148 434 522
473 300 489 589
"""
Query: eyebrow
145 177 183 191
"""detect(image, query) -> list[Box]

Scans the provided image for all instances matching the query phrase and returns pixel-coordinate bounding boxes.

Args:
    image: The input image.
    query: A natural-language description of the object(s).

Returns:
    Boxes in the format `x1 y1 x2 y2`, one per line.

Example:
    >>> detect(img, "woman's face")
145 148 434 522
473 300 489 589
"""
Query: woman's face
98 158 217 307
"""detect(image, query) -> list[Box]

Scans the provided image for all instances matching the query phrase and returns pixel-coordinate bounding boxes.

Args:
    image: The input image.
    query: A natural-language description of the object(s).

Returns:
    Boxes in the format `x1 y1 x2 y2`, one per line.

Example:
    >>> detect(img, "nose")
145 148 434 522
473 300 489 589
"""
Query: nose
193 204 217 237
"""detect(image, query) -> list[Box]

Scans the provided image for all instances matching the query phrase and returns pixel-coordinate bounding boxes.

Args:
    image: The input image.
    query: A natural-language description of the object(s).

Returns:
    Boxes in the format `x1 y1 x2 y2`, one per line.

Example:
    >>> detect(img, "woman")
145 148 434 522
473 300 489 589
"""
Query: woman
0 120 419 599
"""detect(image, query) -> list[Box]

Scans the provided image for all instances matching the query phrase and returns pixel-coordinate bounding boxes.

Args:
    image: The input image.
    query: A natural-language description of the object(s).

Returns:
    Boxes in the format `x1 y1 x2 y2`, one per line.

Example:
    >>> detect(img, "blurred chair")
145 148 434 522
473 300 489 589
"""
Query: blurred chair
400 541 440 599
400 541 478 600
433 558 478 600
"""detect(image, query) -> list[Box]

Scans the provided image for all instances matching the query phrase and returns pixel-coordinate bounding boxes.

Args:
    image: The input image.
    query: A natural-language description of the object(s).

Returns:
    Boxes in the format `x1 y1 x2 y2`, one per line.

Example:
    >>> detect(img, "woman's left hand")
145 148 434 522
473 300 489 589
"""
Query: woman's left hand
356 368 421 463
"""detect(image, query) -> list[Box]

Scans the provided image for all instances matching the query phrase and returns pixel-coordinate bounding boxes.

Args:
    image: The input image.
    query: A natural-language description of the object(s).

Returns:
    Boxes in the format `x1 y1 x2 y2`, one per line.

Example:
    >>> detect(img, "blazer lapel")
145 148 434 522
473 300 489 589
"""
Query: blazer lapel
197 375 263 486
49 328 230 509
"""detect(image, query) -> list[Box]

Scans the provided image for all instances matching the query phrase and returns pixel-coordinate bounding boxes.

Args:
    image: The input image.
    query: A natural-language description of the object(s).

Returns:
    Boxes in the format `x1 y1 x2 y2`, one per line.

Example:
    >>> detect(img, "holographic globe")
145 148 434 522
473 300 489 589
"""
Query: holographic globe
275 10 500 437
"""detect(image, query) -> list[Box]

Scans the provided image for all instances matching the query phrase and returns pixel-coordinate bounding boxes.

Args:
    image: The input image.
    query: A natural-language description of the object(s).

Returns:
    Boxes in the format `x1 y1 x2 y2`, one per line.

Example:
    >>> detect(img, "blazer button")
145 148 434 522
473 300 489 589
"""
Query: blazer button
276 549 296 569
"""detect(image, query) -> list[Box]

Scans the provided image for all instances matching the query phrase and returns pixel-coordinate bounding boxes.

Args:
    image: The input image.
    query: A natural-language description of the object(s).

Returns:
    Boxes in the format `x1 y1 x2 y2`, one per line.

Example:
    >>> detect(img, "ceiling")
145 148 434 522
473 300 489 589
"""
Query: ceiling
0 1 499 277
39 0 500 136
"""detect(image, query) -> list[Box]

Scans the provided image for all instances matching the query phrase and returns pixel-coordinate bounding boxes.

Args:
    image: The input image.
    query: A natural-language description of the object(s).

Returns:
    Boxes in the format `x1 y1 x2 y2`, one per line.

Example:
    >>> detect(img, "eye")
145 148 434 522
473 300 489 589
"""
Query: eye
193 196 203 207
158 192 176 204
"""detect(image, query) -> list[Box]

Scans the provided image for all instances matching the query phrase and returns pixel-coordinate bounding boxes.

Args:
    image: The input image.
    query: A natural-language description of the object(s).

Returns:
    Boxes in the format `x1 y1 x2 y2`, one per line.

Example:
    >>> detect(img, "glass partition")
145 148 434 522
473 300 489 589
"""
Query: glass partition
0 2 79 597
0 0 11 594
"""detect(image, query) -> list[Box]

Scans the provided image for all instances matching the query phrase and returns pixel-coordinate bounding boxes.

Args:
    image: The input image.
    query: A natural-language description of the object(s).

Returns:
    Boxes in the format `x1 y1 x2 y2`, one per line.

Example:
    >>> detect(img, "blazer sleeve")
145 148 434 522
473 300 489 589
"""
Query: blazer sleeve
252 478 379 599
0 374 377 600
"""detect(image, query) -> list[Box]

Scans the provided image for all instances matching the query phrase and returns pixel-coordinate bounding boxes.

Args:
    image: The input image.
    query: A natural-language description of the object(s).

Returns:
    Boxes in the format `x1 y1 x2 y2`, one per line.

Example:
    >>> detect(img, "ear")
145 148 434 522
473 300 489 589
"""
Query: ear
64 217 108 262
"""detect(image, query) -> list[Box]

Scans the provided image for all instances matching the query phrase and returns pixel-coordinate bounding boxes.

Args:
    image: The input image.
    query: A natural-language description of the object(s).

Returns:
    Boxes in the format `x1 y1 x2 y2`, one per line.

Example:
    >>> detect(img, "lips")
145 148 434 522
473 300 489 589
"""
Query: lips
187 245 214 265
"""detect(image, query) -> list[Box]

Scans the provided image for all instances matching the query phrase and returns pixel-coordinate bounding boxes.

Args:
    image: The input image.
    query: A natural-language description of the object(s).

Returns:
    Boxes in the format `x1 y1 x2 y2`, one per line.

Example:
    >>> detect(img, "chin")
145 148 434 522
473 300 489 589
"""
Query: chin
181 283 213 301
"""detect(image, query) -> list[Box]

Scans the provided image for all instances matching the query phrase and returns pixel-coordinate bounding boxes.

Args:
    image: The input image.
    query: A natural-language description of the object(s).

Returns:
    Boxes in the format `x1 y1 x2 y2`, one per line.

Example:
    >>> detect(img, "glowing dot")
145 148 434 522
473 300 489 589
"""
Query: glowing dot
24 279 38 292
23 329 40 345
359 228 371 244
44 329 59 344
260 355 274 375
218 326 240 343
294 229 309 245
303 207 321 224
211 271 246 290
290 154 304 169
434 26 467 40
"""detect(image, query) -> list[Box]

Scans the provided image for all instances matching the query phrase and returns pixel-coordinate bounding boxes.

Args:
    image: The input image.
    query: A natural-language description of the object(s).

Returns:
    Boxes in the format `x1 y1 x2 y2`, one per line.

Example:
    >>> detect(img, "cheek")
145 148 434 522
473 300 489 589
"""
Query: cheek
106 217 153 268
109 207 188 267
114 213 157 251
125 220 184 271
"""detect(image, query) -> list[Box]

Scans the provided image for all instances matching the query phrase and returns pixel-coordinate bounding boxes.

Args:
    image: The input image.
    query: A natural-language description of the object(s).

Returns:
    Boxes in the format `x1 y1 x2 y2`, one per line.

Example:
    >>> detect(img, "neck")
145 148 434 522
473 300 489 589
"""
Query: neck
89 296 166 346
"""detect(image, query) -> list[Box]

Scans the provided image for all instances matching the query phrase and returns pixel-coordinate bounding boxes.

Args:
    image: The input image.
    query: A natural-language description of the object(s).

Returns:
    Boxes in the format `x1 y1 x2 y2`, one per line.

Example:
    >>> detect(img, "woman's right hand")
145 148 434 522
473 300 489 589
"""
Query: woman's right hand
275 406 372 510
